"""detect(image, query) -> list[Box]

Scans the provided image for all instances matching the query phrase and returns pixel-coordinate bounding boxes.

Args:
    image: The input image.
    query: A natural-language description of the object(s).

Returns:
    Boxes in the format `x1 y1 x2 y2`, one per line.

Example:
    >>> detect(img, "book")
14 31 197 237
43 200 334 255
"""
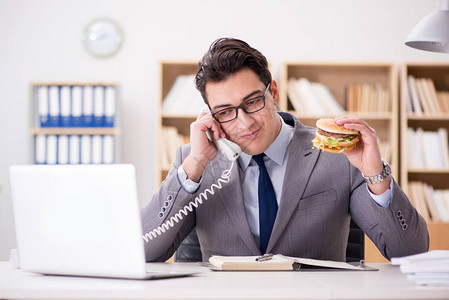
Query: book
208 254 378 271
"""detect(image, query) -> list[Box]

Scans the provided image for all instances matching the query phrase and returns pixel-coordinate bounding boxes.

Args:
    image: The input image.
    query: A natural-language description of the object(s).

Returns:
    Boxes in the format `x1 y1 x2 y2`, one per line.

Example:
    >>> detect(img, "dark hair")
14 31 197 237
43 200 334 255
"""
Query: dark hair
195 38 272 105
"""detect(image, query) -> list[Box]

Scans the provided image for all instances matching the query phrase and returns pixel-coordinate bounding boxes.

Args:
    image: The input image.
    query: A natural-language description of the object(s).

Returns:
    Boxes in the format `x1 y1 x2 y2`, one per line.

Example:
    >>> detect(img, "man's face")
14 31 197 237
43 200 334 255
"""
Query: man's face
206 68 281 155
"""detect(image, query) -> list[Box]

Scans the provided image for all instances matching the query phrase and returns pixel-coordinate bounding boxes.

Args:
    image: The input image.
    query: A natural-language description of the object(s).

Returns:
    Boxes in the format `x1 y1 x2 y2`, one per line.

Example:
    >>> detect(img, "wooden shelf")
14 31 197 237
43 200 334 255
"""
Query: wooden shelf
280 62 399 179
365 222 449 263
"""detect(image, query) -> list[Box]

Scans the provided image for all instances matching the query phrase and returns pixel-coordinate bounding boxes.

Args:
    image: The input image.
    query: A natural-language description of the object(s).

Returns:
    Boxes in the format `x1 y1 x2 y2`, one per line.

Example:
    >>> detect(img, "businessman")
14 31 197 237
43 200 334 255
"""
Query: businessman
141 38 429 262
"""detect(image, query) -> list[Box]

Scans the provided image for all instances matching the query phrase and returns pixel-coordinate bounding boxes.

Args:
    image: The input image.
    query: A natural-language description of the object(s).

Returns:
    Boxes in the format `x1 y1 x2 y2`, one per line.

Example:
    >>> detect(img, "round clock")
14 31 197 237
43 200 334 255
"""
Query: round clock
82 18 123 58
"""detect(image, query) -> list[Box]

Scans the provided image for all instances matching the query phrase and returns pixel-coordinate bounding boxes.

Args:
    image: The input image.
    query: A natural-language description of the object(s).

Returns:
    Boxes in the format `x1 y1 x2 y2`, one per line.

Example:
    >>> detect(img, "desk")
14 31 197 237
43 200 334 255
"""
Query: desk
0 262 448 299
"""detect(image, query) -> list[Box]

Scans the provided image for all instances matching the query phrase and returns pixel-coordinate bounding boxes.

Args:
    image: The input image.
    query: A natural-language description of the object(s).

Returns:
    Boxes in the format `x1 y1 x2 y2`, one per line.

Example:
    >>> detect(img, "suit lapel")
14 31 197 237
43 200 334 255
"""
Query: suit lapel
266 117 320 253
208 155 261 254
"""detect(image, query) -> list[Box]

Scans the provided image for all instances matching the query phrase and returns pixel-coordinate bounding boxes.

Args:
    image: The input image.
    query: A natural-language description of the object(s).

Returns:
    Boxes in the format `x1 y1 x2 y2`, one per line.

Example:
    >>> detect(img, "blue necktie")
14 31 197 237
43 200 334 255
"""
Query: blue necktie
253 153 278 254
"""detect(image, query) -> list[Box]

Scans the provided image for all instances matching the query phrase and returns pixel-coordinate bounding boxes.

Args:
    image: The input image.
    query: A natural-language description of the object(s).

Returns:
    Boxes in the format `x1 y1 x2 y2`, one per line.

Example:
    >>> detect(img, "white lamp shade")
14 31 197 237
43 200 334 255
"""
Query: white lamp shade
405 6 449 53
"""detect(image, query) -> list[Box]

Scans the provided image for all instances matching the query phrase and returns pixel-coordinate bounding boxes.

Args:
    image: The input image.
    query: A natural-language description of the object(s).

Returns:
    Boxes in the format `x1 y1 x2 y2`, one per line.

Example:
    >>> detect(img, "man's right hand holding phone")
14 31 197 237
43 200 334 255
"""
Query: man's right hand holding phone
182 111 227 183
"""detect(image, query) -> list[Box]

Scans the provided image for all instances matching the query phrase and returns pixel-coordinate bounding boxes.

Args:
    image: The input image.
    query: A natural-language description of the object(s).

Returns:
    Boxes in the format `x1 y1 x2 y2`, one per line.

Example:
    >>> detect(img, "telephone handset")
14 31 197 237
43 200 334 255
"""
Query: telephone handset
142 114 241 242
205 129 241 161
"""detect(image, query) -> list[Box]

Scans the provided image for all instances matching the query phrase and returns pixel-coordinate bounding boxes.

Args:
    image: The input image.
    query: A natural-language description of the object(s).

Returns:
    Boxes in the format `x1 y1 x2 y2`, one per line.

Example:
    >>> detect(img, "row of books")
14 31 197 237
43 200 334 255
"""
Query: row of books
406 76 449 115
406 127 449 170
34 134 115 165
35 85 117 128
287 78 345 115
345 83 391 113
161 75 205 115
160 127 188 170
287 78 391 115
407 181 449 223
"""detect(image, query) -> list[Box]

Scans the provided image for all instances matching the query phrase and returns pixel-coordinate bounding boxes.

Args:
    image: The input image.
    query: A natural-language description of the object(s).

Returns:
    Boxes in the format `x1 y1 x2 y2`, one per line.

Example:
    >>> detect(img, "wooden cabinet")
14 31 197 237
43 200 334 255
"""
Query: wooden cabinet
280 62 399 179
157 62 198 184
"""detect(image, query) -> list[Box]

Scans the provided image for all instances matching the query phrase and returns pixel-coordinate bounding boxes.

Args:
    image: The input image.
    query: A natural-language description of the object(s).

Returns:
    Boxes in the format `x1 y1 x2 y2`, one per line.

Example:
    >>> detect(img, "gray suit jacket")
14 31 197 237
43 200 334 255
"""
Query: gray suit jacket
141 112 429 262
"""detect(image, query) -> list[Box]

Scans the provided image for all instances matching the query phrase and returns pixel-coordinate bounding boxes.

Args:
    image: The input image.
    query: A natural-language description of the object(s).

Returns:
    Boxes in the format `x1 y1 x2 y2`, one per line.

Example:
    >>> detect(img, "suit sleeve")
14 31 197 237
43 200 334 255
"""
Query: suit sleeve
348 164 429 260
140 145 197 262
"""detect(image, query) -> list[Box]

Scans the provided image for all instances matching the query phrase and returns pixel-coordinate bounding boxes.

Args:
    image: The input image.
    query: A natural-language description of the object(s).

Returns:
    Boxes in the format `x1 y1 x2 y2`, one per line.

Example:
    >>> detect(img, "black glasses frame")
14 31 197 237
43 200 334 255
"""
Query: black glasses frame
211 83 271 124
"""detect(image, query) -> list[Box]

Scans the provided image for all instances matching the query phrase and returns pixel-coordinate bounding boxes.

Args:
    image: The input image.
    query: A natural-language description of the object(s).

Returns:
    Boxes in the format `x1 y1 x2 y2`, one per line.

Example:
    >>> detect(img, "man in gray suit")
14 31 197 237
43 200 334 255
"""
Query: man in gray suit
141 38 428 262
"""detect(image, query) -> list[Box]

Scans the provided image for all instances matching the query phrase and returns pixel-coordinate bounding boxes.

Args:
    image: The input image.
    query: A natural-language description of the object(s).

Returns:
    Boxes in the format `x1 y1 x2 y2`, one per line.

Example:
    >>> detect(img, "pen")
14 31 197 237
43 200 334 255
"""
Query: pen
256 253 273 262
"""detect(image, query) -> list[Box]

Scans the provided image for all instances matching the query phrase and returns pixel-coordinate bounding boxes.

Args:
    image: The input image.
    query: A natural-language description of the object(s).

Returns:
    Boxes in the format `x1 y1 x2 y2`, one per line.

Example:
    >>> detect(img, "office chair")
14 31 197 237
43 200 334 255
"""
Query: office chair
174 219 365 263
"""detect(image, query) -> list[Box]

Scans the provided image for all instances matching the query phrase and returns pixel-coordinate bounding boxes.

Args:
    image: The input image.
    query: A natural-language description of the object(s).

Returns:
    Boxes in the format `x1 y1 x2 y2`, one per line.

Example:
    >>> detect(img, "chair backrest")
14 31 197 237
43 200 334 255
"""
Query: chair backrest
174 219 365 262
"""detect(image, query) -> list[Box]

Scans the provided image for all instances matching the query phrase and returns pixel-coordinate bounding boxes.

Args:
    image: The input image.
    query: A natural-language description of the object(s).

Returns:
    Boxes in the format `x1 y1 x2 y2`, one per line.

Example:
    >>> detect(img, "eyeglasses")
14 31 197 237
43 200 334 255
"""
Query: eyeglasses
211 83 270 123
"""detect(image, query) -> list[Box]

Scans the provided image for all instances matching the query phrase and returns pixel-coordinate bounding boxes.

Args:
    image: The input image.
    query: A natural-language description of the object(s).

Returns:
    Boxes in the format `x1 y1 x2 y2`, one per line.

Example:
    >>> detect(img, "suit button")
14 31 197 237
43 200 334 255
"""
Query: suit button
163 201 170 207
396 210 402 218
158 212 164 218
401 219 406 226
167 195 173 201
402 224 408 230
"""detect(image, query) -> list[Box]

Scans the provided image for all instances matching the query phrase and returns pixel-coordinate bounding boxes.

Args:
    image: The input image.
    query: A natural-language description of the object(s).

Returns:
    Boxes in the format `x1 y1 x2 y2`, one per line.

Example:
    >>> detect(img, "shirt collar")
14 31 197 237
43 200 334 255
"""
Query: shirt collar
238 114 294 171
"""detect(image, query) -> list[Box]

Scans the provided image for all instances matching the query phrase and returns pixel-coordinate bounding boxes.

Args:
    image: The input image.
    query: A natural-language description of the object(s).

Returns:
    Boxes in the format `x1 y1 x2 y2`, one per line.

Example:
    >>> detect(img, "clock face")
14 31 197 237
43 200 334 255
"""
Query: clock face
82 18 123 58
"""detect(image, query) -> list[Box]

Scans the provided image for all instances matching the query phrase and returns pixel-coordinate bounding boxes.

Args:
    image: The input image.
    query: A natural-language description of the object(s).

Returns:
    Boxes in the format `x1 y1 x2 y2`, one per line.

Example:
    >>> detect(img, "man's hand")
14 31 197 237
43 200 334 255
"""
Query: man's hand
182 111 226 182
334 115 391 195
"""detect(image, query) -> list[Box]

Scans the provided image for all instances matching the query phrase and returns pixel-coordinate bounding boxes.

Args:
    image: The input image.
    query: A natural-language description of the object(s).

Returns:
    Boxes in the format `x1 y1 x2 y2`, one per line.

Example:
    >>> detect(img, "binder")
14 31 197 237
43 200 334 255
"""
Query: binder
69 135 80 164
93 86 105 127
58 135 69 164
71 86 83 127
46 135 58 165
83 86 94 127
48 86 60 127
92 135 102 164
80 135 92 164
34 134 46 164
103 135 115 164
60 86 71 127
104 86 116 127
36 86 50 127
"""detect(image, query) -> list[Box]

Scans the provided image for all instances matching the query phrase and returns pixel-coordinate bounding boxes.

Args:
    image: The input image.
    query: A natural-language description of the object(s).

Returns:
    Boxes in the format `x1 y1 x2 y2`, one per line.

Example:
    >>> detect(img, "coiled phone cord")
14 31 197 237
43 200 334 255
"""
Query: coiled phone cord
142 159 236 242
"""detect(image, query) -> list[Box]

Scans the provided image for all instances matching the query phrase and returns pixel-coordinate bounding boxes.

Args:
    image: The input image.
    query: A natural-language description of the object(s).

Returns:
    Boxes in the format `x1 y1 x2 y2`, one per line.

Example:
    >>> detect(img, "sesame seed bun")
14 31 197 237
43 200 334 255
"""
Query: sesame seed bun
312 118 360 154
316 118 359 135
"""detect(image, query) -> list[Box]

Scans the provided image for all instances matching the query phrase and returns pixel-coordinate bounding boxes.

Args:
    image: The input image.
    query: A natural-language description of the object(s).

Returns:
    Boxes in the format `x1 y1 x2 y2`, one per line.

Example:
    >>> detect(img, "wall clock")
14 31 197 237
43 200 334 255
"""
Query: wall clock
82 18 123 58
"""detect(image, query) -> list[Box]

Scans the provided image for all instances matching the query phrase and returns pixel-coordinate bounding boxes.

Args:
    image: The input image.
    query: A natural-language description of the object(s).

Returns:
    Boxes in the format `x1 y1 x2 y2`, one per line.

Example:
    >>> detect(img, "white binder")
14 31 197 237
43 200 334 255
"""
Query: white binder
58 135 69 164
48 86 60 127
83 86 94 127
80 135 92 164
36 86 49 127
103 135 115 164
46 135 58 165
60 86 71 127
92 135 102 164
69 135 80 164
94 86 105 127
35 134 46 164
71 86 83 127
104 86 116 127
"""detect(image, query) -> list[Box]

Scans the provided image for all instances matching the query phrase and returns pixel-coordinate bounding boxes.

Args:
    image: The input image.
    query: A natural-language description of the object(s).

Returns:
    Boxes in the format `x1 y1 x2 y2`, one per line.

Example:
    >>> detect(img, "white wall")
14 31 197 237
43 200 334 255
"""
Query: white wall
0 0 445 260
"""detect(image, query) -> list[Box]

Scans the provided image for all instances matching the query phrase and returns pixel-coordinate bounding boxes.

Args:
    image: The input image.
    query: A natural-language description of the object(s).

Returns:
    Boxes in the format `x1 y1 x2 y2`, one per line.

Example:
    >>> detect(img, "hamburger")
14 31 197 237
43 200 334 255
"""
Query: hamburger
312 118 360 153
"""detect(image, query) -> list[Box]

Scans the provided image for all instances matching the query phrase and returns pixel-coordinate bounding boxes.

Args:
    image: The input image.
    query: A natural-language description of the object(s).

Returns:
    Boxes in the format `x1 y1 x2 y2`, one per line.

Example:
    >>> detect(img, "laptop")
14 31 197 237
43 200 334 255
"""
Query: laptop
9 164 200 279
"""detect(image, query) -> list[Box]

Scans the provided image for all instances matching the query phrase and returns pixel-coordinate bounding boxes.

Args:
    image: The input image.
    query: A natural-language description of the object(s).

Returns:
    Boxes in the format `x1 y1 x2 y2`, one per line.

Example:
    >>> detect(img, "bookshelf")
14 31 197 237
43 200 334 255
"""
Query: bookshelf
399 63 449 260
280 62 399 179
158 61 198 184
280 62 400 263
158 60 449 263
30 82 121 165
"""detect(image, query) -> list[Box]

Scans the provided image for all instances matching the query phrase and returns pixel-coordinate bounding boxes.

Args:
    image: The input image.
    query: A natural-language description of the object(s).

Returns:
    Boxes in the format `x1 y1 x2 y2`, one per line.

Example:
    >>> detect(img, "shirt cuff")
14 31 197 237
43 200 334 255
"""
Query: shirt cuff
367 178 394 208
177 165 201 194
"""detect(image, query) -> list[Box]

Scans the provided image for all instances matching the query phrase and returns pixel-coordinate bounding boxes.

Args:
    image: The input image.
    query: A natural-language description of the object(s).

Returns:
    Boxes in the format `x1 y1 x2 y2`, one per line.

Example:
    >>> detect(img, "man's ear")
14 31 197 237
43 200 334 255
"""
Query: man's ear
270 80 280 106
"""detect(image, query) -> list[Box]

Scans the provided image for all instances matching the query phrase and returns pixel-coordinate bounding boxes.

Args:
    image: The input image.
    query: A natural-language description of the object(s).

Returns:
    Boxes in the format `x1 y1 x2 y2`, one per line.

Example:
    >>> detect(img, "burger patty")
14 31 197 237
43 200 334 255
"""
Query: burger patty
317 128 356 139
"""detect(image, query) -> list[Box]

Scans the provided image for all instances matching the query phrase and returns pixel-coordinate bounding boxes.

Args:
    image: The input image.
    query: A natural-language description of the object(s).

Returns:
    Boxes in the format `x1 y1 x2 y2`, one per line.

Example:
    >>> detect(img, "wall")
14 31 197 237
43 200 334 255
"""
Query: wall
0 0 445 260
